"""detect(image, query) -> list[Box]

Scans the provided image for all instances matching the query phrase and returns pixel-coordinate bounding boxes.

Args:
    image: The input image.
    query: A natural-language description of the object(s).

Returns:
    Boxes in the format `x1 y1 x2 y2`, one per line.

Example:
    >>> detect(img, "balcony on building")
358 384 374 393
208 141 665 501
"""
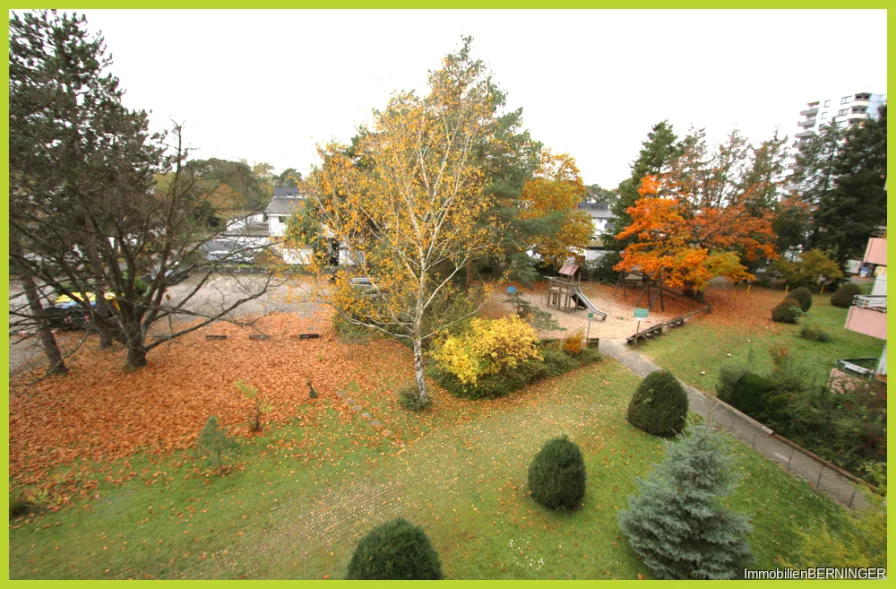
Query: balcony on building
795 129 815 139
845 295 887 340
799 105 819 116
864 232 887 266
798 117 816 128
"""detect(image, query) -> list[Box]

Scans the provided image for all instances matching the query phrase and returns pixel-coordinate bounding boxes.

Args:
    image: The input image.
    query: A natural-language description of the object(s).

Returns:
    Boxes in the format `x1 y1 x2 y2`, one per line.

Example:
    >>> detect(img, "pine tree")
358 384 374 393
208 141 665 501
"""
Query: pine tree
609 121 681 246
742 129 790 213
195 416 239 475
816 104 887 266
9 11 282 369
8 10 156 351
617 426 753 579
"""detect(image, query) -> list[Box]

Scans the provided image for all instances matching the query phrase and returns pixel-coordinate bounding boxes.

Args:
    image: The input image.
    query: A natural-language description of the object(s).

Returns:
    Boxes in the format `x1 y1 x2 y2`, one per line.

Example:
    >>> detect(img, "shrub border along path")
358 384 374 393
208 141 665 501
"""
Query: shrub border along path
599 338 872 509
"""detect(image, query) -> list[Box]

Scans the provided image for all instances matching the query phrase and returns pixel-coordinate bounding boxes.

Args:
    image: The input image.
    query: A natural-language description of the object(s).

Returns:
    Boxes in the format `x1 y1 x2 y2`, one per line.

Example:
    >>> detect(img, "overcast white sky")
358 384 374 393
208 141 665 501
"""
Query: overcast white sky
71 9 886 188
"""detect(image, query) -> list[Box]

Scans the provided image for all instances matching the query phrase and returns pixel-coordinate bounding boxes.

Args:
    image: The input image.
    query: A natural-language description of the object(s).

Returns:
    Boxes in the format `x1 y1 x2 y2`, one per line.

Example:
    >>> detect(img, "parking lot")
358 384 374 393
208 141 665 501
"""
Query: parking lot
8 272 326 374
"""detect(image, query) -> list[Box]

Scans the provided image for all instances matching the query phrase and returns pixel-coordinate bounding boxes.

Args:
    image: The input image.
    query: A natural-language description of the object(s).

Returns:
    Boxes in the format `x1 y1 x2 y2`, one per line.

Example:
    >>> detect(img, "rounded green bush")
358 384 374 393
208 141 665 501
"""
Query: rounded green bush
771 298 801 323
528 435 587 510
800 326 830 342
726 372 777 417
830 283 861 308
789 287 813 312
9 495 32 519
346 518 443 580
398 386 432 412
627 370 688 436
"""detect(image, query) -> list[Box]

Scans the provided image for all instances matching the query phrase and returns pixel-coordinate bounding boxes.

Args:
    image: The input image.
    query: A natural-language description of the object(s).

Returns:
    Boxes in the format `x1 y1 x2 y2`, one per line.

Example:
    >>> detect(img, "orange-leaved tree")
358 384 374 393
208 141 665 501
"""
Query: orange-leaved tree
615 174 777 300
287 39 505 404
518 150 592 268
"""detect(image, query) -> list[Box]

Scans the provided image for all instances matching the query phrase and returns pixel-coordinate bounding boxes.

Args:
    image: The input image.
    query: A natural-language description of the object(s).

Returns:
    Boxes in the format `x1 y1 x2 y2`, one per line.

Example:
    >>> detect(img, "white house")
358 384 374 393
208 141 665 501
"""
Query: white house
261 187 366 268
264 187 305 237
224 212 267 234
577 201 617 262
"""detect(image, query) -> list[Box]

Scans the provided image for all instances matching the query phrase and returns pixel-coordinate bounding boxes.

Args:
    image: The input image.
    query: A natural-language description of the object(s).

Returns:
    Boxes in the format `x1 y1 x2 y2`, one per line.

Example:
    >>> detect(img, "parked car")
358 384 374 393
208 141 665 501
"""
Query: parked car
202 239 256 264
349 277 384 298
46 291 117 330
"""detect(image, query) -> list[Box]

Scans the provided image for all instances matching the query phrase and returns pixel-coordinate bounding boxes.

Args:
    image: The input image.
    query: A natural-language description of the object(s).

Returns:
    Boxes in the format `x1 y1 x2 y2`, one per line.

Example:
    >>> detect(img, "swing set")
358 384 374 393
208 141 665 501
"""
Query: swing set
613 269 667 312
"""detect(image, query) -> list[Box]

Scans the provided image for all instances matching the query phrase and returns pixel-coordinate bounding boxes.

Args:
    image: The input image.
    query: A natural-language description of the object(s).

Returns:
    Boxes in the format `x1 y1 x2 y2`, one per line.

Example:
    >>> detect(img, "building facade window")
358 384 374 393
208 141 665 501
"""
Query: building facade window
821 111 828 119
841 96 851 104
823 99 831 107
838 108 848 116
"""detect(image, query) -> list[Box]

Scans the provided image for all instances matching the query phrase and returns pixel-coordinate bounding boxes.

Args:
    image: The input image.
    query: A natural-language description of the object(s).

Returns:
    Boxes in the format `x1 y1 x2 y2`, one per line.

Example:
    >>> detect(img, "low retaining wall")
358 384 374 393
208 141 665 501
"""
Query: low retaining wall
540 337 600 350
216 266 271 275
700 390 877 505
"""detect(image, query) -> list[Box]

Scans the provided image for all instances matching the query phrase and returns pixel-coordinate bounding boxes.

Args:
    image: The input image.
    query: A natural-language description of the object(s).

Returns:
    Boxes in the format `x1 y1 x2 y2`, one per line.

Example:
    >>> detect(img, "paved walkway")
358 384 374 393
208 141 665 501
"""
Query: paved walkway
599 338 871 509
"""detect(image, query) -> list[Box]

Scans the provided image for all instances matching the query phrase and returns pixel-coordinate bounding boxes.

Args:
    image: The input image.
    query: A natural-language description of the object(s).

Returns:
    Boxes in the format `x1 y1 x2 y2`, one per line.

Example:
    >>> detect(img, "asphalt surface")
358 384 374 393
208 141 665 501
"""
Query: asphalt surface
7 273 322 375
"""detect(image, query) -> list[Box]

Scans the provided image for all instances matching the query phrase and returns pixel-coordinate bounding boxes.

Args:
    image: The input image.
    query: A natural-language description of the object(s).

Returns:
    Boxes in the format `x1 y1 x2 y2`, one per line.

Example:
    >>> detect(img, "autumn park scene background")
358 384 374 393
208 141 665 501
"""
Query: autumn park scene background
7 11 888 580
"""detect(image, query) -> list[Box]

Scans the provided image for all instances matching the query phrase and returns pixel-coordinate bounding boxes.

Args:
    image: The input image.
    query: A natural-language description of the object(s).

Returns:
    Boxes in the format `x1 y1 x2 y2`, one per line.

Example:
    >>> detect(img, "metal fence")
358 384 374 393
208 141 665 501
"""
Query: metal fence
687 387 875 509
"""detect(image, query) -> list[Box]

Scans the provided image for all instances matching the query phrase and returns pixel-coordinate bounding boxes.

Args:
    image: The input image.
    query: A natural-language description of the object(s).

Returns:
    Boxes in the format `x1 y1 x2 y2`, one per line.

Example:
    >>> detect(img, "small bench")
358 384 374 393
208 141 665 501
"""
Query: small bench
627 324 664 345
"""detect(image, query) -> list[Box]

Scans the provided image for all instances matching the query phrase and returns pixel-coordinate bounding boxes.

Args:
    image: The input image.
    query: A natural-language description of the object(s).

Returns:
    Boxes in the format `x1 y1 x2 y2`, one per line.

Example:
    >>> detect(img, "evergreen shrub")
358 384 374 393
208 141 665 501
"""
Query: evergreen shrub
527 435 587 510
627 370 688 436
346 518 443 580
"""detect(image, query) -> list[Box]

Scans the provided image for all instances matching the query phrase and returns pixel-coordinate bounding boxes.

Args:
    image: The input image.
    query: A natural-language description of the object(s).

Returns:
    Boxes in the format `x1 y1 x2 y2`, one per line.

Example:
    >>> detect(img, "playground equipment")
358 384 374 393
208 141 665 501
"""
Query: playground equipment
546 264 581 311
570 286 607 320
613 272 644 297
614 269 667 312
546 264 607 320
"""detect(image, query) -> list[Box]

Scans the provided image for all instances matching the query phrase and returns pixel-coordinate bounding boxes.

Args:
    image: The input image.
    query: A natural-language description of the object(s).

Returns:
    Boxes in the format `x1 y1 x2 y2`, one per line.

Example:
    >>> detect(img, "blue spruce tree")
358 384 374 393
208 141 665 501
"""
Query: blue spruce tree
618 425 753 579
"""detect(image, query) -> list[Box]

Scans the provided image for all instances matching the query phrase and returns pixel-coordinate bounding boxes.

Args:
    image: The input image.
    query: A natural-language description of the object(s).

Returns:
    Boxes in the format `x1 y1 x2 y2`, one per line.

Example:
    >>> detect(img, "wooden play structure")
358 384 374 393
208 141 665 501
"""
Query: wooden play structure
546 264 607 320
613 271 644 296
546 264 582 311
614 269 667 312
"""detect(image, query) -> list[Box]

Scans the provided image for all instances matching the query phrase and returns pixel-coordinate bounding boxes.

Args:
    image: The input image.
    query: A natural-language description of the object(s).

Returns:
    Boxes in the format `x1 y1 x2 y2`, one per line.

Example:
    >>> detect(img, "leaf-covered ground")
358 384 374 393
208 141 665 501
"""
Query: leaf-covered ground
10 307 614 500
11 310 430 497
10 353 849 579
638 285 886 389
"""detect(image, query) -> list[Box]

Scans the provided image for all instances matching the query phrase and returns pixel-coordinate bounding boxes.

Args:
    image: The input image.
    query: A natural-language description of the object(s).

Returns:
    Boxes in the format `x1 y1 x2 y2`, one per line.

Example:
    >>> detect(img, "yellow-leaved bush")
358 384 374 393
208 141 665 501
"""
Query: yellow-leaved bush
432 316 542 386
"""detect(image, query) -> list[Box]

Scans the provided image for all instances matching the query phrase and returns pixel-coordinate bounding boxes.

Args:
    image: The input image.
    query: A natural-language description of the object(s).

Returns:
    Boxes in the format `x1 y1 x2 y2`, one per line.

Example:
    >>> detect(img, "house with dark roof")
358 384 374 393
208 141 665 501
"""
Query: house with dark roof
273 186 301 198
263 186 367 266
264 190 305 237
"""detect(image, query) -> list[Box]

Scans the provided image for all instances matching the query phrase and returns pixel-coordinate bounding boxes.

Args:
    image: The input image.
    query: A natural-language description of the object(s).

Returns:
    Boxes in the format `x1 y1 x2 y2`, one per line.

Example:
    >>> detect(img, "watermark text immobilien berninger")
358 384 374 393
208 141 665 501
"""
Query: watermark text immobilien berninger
744 568 886 580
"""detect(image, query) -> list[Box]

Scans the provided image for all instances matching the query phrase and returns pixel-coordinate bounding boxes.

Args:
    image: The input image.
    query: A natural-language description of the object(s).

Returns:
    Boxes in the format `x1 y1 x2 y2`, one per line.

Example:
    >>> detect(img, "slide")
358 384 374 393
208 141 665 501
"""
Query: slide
571 286 608 320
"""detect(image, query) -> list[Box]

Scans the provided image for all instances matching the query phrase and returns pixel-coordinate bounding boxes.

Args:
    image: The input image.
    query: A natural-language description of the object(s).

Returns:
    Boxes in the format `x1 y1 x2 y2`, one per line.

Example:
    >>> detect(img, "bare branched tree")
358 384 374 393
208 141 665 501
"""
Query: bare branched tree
9 11 283 371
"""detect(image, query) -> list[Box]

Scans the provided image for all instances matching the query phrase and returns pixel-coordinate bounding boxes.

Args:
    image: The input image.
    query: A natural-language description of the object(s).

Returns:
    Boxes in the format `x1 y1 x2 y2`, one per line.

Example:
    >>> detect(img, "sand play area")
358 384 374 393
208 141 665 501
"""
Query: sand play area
481 281 706 340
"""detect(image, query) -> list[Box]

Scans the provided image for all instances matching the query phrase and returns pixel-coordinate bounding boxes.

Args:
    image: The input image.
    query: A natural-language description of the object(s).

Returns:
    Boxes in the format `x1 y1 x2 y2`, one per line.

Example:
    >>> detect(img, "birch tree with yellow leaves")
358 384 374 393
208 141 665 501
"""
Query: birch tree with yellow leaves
289 39 505 404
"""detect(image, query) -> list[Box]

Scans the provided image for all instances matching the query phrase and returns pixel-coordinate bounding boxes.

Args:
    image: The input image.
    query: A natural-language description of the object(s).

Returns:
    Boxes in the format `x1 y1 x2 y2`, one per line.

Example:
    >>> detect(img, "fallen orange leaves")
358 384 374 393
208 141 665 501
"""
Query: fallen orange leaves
11 305 612 503
9 310 405 492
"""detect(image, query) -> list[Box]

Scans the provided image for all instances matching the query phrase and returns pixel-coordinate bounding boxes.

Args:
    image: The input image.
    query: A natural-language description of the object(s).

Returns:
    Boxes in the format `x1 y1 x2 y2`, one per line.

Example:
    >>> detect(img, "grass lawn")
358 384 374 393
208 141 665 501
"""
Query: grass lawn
10 358 850 579
638 289 885 392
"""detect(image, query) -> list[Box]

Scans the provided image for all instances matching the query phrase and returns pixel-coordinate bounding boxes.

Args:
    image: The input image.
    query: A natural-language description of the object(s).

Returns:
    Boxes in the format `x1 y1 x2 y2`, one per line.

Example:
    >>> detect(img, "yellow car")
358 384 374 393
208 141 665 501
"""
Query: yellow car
49 291 118 329
52 291 117 307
